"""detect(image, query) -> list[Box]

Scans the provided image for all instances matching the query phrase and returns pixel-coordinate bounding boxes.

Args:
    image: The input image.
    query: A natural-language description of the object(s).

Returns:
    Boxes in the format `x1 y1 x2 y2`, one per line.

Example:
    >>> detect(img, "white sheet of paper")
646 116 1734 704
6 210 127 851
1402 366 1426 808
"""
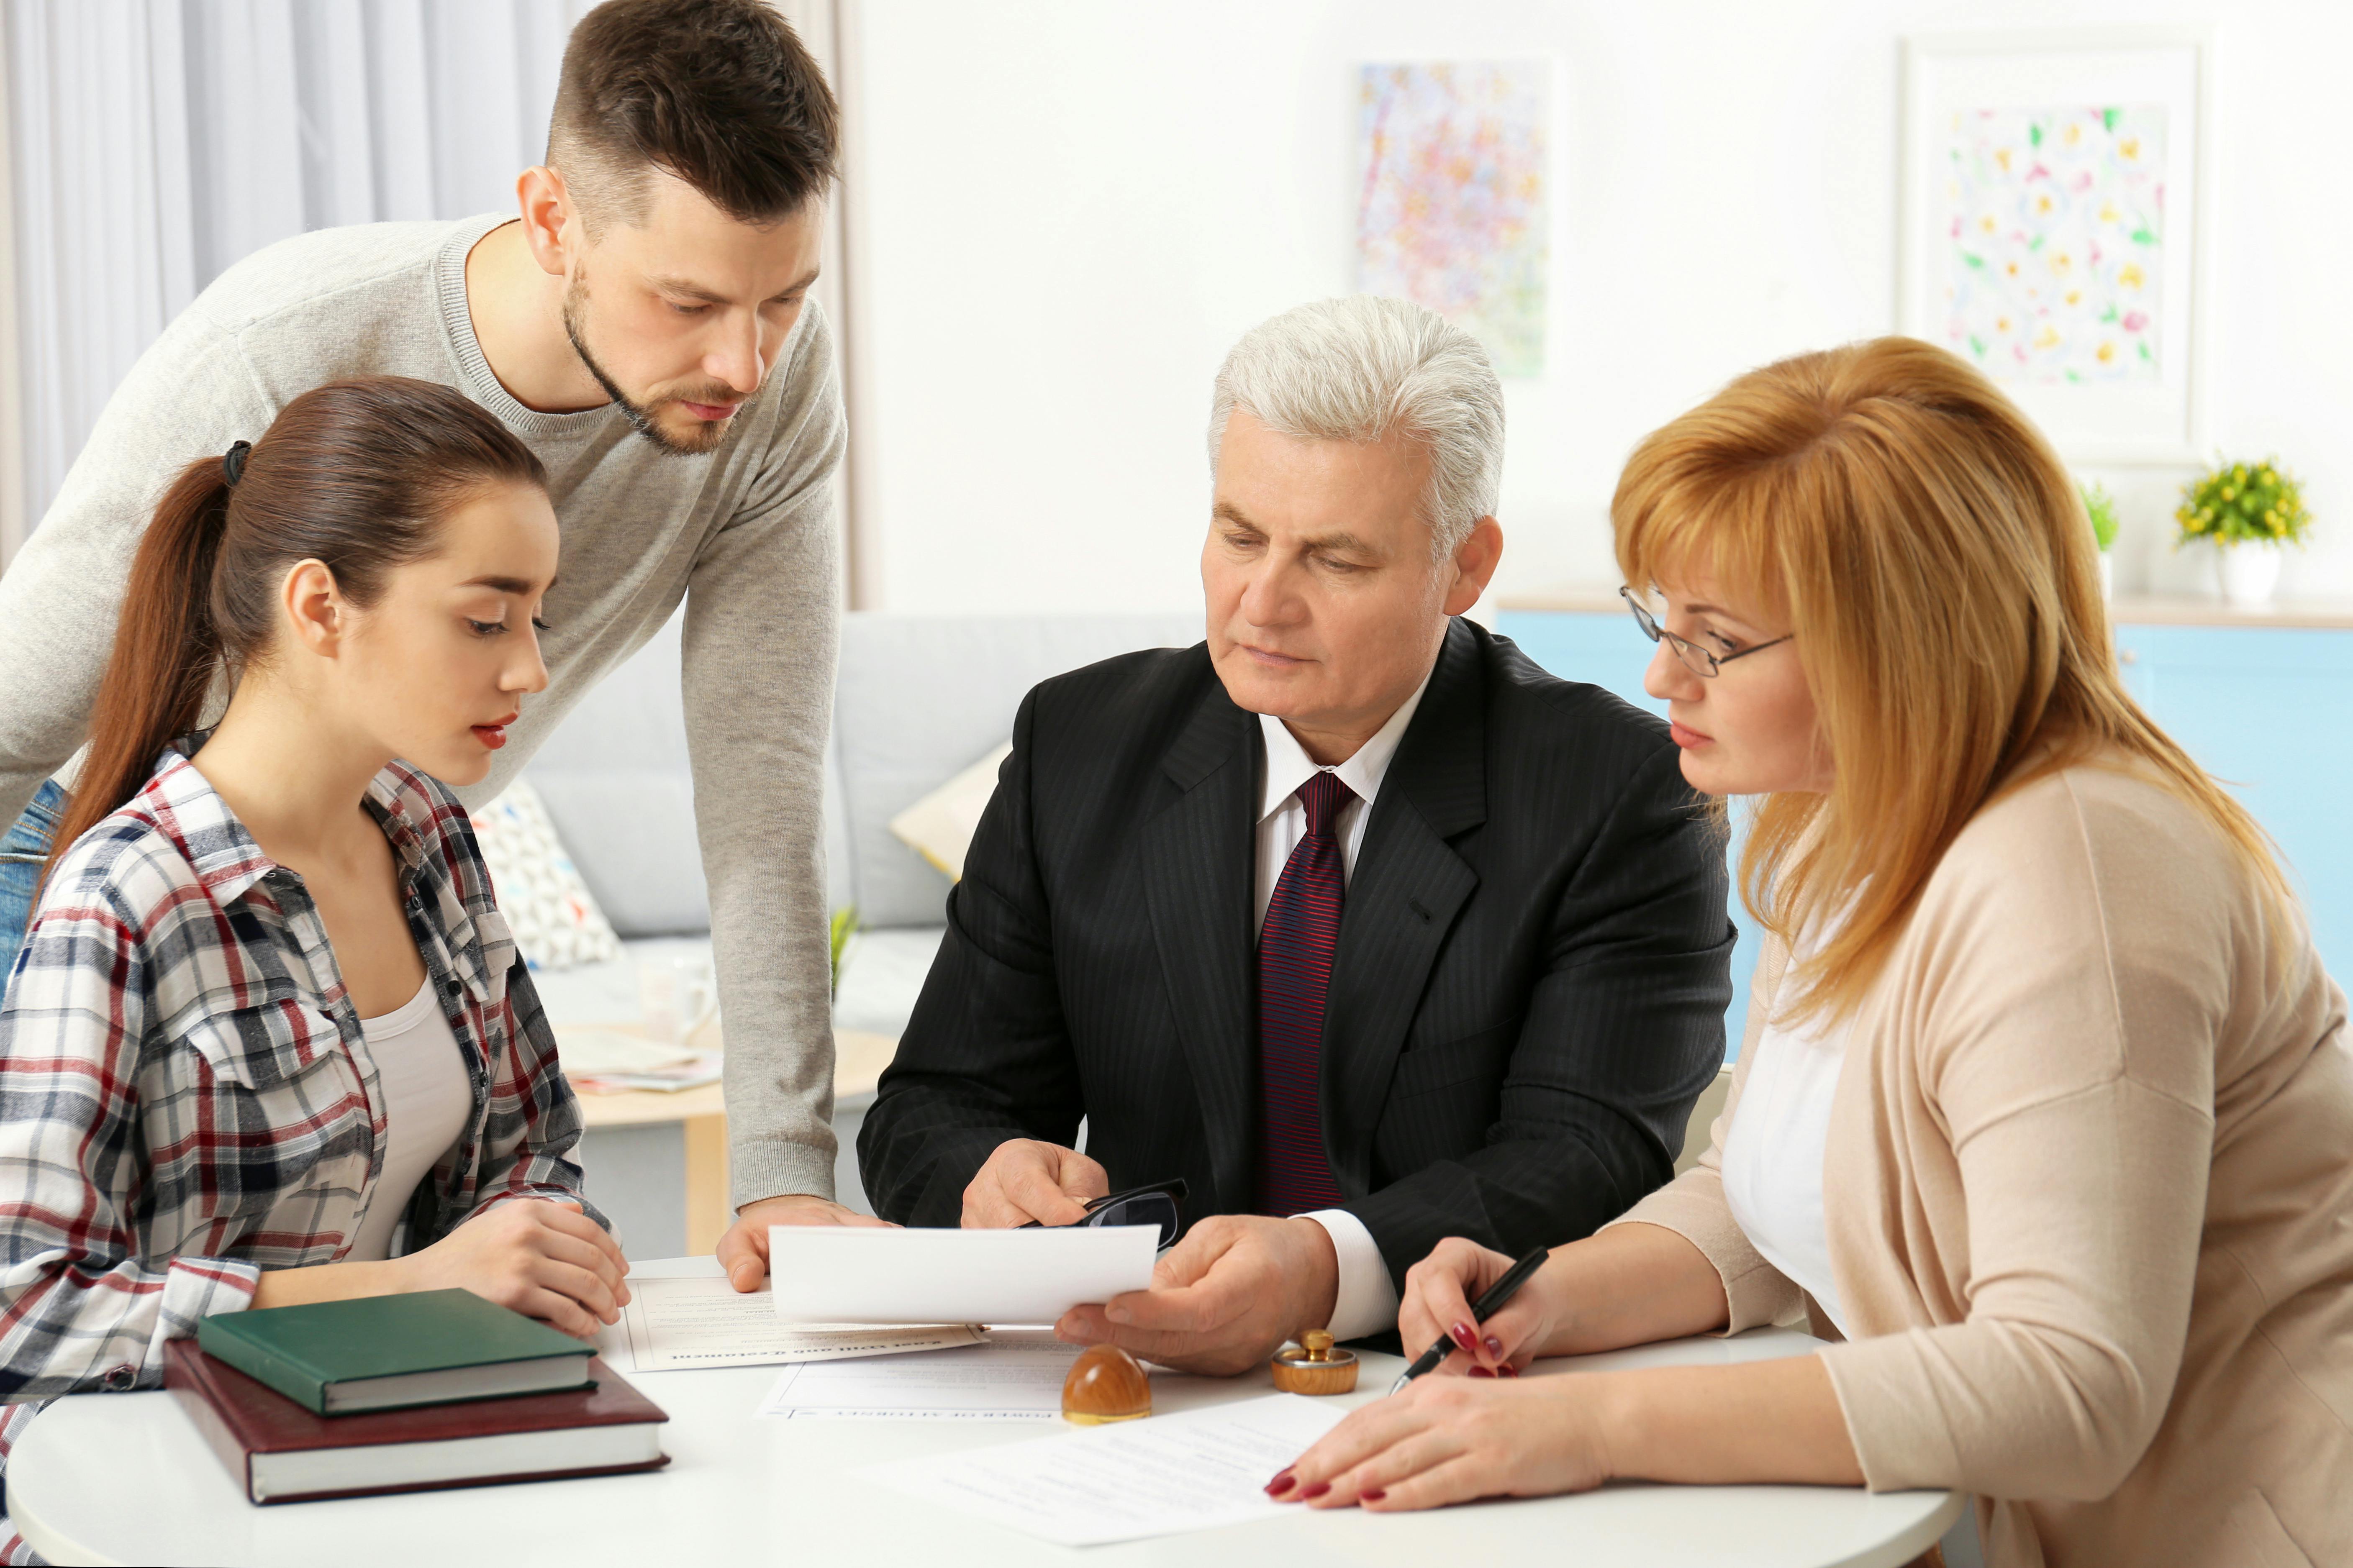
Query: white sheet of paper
767 1225 1158 1324
860 1394 1347 1545
551 1027 698 1075
616 1273 984 1372
757 1330 1082 1420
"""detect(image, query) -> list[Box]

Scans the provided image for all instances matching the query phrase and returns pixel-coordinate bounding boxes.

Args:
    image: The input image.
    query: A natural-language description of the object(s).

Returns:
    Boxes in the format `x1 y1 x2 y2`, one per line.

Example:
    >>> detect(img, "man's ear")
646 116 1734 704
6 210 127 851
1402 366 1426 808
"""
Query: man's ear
281 560 348 658
1442 517 1505 617
515 166 580 279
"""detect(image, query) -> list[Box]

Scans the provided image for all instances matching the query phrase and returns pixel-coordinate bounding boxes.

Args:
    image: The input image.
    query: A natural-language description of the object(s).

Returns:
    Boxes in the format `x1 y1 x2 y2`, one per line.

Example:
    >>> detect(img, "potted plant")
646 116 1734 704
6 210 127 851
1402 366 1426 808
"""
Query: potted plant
2176 458 2312 607
829 905 860 999
2081 482 2119 599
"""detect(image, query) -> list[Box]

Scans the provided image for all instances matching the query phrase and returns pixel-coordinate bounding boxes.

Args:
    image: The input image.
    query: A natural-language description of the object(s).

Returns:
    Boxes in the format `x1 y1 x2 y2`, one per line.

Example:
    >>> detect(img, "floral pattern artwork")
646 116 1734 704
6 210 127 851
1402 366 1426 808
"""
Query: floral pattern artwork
1940 104 2167 383
1355 61 1549 377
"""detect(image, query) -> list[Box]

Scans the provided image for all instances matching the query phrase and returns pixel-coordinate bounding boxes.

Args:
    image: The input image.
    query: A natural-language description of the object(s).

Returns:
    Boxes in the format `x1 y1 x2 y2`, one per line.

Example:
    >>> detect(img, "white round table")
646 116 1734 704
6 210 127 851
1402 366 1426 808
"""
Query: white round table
10 1290 1958 1567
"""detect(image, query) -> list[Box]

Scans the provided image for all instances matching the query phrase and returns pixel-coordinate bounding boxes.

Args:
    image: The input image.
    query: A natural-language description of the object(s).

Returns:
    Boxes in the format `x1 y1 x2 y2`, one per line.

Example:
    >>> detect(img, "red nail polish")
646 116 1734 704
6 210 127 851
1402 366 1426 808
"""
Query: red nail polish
1360 1488 1387 1502
1469 1364 1495 1378
1265 1473 1296 1496
1499 1362 1520 1378
1483 1336 1504 1356
1299 1481 1332 1500
1449 1322 1478 1351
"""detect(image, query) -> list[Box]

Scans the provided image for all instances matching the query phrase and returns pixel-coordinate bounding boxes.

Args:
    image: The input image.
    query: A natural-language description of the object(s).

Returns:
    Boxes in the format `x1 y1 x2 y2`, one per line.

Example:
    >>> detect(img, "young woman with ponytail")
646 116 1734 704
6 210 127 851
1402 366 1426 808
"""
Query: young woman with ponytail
0 377 628 1455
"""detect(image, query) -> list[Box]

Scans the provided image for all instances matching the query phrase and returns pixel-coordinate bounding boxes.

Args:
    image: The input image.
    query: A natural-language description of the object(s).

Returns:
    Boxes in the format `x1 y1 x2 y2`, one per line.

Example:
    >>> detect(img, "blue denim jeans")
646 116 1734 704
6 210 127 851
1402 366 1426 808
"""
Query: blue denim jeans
0 781 67 986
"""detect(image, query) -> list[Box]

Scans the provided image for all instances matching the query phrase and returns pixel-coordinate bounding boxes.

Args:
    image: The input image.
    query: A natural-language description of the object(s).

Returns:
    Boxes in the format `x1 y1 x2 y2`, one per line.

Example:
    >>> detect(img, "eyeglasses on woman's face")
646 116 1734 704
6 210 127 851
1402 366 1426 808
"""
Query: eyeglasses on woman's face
1620 586 1794 678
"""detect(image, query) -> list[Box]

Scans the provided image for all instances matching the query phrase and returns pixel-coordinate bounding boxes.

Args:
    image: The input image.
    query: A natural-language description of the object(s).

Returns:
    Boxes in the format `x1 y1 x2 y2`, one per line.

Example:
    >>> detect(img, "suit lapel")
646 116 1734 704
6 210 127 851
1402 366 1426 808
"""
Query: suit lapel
1322 620 1487 1195
1139 682 1260 1214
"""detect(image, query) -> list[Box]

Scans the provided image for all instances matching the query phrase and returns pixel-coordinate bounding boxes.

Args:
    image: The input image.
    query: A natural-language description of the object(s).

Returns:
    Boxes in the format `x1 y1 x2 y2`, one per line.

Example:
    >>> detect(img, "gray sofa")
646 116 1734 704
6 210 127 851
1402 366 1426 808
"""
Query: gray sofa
523 609 1198 1240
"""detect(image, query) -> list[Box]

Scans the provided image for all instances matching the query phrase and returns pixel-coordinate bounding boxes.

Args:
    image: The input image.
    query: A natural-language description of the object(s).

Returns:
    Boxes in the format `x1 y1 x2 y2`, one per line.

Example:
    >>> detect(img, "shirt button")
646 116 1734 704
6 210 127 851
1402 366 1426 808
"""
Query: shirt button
102 1363 137 1391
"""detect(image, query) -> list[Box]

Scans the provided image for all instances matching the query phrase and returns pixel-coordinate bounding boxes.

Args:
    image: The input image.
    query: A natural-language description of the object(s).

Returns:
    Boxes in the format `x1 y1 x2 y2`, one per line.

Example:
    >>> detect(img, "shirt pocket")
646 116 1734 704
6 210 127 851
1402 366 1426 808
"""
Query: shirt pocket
177 996 346 1092
1389 1017 1522 1099
157 1007 375 1251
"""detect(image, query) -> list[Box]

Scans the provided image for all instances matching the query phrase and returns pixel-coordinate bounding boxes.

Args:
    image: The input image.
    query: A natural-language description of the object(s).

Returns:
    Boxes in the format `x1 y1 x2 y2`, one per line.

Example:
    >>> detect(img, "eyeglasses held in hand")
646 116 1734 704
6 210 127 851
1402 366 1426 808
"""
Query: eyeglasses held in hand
1016 1178 1188 1251
1620 585 1793 678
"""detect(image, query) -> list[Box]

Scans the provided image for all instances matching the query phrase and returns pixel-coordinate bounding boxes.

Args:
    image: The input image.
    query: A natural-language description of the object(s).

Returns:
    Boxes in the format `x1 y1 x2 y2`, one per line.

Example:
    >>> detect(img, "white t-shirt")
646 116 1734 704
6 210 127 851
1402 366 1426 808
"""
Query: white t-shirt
345 978 474 1263
1719 950 1854 1337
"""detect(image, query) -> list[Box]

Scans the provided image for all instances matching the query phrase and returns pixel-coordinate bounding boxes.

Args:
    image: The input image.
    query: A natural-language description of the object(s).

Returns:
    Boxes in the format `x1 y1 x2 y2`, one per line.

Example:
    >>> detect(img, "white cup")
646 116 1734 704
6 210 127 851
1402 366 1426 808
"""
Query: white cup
638 954 716 1048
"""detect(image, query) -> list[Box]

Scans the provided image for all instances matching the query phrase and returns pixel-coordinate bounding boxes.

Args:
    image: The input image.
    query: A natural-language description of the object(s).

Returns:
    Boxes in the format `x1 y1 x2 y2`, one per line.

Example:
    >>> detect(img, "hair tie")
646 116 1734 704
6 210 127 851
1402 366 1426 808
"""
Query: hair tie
222 440 252 488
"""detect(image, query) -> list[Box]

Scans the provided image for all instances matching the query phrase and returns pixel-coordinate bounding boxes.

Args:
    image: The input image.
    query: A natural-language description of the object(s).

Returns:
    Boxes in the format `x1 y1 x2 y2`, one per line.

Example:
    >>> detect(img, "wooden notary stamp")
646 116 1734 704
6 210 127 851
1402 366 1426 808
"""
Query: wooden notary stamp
1061 1344 1152 1424
1269 1330 1359 1395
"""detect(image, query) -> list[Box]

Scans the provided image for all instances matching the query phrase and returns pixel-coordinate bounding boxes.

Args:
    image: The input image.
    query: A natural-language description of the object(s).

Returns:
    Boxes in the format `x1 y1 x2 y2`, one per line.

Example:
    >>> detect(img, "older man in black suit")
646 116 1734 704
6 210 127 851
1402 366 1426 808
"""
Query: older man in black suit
859 297 1732 1374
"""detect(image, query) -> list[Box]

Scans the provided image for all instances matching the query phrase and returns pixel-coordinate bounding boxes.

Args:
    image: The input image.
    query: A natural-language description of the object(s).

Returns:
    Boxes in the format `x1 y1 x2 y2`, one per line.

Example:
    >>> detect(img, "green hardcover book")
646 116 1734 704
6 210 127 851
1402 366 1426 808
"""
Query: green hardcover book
197 1289 594 1417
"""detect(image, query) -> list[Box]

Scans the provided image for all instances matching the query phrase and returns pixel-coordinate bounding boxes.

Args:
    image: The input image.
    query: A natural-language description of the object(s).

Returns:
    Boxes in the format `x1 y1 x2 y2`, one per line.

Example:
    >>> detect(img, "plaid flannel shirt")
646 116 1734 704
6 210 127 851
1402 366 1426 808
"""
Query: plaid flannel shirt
0 746 598 1410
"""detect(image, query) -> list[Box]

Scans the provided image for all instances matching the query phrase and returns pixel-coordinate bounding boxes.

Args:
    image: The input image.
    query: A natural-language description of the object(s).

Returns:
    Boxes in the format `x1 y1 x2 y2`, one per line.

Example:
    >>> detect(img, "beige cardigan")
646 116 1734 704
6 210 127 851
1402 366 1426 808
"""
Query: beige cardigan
1612 760 2353 1568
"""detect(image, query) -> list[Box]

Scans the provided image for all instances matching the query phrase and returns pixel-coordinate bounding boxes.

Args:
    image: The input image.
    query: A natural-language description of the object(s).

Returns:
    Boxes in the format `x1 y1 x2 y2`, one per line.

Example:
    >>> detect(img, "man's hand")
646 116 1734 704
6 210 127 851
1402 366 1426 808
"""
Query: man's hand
960 1139 1109 1228
1055 1214 1340 1376
718 1193 896 1292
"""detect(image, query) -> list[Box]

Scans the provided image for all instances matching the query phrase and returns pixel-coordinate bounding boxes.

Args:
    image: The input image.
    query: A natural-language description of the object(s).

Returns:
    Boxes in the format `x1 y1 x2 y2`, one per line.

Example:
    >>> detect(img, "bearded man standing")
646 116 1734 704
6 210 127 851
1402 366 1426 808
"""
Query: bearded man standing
0 0 880 1260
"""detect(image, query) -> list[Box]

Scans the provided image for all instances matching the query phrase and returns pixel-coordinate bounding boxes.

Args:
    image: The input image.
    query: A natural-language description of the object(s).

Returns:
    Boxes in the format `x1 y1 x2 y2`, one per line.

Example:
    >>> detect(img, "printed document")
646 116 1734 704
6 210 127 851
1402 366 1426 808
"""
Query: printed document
616 1273 983 1372
758 1330 1083 1420
859 1394 1348 1545
767 1225 1158 1324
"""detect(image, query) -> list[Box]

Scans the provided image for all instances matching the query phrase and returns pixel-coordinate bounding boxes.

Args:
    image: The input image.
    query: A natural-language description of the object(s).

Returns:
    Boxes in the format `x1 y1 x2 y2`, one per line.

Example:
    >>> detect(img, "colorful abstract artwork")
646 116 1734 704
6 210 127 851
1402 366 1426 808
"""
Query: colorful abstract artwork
1940 104 2168 383
1355 62 1549 377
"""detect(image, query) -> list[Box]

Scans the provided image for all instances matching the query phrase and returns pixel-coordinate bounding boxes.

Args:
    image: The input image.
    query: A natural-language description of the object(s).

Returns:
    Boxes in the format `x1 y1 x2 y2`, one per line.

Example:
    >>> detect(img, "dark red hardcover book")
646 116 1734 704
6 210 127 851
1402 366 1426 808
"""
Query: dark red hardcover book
164 1340 670 1504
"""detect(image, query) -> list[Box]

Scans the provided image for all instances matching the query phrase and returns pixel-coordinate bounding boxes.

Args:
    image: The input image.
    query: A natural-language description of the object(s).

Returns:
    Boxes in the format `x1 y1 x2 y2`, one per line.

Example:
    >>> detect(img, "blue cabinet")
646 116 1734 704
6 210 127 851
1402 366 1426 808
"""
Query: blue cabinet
2114 623 2353 983
1497 609 2353 1058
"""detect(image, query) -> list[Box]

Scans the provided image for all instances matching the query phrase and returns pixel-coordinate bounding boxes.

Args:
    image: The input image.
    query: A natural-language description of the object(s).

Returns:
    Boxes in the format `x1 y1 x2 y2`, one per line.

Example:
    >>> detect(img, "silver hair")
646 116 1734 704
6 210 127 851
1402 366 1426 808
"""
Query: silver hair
1207 296 1504 558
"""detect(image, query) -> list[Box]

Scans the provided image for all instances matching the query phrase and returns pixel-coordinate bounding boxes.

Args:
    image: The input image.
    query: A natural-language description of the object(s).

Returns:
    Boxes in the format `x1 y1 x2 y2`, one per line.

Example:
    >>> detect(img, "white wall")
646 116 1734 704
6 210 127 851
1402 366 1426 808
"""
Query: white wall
3 0 595 535
844 0 2353 614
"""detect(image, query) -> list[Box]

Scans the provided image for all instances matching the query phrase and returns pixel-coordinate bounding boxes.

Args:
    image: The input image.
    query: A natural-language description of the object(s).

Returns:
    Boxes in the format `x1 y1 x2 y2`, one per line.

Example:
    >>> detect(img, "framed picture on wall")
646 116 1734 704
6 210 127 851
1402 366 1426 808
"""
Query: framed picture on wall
1898 28 2213 464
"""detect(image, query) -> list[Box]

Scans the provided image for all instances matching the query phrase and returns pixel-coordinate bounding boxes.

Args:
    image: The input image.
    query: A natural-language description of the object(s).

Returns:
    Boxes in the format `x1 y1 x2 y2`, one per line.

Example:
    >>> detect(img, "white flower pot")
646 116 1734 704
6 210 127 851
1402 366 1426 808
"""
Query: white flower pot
2219 543 2283 607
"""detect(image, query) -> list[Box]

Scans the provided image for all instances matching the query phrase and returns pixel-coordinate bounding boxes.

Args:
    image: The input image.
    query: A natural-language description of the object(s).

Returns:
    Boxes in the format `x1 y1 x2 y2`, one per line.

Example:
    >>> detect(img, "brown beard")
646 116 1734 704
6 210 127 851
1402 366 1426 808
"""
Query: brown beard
561 272 736 457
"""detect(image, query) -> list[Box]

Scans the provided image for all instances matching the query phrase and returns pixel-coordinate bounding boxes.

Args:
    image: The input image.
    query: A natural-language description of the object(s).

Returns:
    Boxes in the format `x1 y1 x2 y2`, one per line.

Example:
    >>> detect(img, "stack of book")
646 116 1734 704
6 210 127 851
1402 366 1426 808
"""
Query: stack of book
167 1289 668 1505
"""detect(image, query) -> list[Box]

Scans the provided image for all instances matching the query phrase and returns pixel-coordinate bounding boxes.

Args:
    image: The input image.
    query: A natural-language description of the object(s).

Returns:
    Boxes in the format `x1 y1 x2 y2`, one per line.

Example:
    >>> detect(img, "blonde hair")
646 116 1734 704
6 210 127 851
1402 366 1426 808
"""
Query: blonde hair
1613 336 2292 1021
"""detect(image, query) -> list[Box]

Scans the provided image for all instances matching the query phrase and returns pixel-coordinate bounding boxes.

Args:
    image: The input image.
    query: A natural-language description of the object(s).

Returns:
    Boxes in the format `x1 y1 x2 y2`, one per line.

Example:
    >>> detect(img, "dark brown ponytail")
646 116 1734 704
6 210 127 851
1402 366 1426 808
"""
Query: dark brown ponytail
48 376 547 881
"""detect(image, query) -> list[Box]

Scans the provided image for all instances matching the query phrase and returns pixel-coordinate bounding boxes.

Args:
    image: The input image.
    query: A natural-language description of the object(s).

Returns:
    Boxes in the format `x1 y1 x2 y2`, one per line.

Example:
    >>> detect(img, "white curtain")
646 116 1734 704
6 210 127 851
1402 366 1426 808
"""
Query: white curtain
5 0 597 529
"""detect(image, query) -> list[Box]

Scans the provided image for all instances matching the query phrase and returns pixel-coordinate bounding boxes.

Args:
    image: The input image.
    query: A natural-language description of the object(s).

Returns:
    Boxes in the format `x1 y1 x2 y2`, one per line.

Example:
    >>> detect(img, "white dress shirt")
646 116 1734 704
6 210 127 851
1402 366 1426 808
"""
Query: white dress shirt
1254 668 1432 1342
346 978 474 1263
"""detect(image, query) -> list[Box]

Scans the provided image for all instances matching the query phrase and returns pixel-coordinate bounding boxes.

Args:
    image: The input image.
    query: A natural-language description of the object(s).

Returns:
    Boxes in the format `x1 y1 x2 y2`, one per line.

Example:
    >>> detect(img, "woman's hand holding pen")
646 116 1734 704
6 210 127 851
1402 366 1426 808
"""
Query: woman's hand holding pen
1397 1237 1568 1377
1271 1228 1760 1512
1261 1237 1604 1513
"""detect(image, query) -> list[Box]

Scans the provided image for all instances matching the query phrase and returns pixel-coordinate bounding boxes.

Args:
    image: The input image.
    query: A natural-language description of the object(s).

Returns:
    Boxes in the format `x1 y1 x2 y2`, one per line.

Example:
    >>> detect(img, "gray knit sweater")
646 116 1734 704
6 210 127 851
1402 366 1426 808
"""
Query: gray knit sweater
0 215 844 1207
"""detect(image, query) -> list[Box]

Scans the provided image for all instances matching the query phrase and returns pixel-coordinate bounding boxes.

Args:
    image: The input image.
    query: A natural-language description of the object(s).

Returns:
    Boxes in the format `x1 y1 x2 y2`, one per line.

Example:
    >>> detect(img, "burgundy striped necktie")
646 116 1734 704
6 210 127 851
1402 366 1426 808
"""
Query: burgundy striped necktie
1257 769 1354 1216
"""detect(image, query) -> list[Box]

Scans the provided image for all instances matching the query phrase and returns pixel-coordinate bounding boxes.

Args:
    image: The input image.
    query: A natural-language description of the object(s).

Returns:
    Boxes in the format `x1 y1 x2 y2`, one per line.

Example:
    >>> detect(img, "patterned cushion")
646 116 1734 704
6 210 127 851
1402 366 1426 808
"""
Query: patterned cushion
887 742 1012 881
467 779 622 971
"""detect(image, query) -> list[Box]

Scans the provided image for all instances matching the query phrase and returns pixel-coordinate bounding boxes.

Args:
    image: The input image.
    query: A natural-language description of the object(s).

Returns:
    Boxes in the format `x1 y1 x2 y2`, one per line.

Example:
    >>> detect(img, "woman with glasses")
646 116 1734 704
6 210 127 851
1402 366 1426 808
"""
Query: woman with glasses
1268 337 2353 1565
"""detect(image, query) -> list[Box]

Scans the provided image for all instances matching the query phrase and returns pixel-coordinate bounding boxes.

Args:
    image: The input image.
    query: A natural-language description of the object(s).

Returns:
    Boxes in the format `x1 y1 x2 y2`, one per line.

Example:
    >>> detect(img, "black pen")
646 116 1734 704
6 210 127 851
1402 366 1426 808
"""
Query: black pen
1387 1246 1551 1395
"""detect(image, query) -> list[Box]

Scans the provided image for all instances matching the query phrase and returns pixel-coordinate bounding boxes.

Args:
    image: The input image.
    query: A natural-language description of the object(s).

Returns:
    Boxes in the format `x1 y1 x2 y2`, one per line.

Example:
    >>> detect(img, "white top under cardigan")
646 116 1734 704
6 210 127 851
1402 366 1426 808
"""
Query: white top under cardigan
1718 942 1853 1337
344 978 475 1263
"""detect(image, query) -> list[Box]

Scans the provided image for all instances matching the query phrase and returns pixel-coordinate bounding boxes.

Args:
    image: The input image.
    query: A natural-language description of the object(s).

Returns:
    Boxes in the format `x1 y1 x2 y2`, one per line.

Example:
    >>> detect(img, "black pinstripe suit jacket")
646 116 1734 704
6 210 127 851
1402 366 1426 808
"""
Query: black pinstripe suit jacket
858 618 1735 1285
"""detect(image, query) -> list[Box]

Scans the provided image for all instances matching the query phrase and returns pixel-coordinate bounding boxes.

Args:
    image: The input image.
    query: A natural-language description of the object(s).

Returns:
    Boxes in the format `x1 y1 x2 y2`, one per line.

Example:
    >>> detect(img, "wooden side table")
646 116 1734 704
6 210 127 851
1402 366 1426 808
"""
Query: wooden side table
568 1027 901 1253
